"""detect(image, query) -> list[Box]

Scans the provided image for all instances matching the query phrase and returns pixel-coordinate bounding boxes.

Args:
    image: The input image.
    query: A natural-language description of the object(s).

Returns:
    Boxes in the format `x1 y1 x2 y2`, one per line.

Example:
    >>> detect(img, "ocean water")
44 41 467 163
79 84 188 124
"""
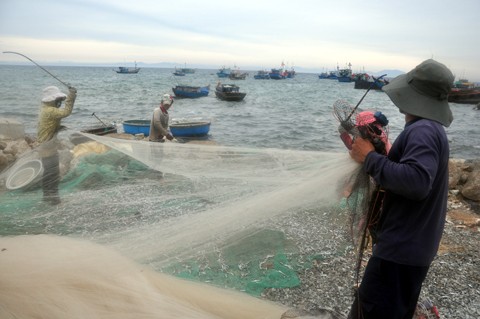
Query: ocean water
0 65 478 159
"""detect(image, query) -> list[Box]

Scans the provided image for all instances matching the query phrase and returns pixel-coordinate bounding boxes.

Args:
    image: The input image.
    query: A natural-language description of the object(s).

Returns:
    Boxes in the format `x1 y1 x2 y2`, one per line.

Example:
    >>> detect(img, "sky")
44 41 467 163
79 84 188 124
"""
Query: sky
1 0 479 80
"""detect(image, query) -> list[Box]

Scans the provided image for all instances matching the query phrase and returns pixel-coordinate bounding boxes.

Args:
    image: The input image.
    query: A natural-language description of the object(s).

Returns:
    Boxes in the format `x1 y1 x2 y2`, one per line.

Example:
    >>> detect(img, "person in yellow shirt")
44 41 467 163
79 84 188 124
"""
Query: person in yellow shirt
37 85 77 205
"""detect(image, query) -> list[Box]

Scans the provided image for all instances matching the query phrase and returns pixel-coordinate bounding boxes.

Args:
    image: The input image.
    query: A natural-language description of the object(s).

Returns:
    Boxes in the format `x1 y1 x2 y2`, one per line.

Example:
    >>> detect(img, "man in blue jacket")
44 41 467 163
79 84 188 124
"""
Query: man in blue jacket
347 59 454 319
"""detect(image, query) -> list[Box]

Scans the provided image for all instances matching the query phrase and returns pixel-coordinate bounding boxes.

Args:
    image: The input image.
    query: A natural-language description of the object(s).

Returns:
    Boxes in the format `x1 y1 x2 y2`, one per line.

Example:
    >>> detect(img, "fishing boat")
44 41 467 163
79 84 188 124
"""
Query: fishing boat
115 62 140 74
216 66 231 78
337 63 353 82
173 67 186 76
319 70 338 80
180 63 195 74
353 73 388 90
448 88 480 105
285 68 296 78
122 120 151 136
172 85 210 98
318 72 329 79
82 125 118 135
253 70 270 79
215 83 246 101
228 69 248 80
181 68 195 74
269 68 287 80
327 71 338 79
170 120 211 137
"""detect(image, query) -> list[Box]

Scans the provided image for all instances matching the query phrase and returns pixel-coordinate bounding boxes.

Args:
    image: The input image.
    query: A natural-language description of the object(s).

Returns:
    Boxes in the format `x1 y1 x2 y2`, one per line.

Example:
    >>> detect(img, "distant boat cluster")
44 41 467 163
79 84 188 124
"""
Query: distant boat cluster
115 60 480 106
318 63 390 91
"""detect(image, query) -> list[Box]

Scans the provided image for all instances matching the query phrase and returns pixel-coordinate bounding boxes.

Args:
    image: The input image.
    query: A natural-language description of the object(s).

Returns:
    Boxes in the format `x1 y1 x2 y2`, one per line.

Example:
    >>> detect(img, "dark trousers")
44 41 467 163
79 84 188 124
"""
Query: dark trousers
348 256 429 319
41 153 60 200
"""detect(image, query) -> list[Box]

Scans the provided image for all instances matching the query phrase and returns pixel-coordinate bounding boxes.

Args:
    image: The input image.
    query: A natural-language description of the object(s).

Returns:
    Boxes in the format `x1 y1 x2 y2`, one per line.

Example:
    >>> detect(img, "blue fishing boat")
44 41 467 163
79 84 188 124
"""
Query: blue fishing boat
122 120 150 136
318 72 329 79
170 121 211 137
319 71 338 79
254 70 270 79
172 85 210 98
337 63 353 82
269 68 287 80
337 70 352 82
216 66 231 78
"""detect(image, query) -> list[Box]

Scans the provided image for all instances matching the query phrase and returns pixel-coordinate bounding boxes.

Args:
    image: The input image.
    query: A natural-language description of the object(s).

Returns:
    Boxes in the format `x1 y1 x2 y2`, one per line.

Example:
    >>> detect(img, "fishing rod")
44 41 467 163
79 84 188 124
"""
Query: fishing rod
345 74 387 122
3 51 71 88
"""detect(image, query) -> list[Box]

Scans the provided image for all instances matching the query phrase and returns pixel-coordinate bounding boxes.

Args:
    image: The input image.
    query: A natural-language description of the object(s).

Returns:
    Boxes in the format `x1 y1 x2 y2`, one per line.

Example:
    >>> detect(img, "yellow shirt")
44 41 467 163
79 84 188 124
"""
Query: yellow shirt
37 89 76 143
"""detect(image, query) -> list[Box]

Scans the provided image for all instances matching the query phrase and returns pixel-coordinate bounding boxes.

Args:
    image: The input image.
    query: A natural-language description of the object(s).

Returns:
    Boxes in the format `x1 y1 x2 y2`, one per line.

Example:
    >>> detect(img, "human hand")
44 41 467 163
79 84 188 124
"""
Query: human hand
349 137 375 163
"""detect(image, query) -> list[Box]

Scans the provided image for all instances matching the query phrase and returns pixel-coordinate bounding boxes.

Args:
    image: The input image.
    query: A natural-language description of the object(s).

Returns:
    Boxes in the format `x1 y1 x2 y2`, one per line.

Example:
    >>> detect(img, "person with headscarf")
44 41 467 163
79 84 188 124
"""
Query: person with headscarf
347 59 453 319
37 85 77 205
149 94 174 142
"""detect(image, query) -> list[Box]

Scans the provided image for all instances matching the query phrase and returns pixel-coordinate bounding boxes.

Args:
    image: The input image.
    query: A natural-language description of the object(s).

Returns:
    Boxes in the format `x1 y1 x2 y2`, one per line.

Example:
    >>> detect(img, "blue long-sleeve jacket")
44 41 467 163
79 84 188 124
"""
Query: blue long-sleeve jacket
364 118 449 266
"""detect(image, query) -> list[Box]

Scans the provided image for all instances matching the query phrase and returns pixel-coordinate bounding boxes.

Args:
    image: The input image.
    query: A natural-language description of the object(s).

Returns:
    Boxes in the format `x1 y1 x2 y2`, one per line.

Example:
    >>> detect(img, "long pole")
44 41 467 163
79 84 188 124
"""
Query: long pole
3 51 71 88
91 112 108 127
345 74 387 122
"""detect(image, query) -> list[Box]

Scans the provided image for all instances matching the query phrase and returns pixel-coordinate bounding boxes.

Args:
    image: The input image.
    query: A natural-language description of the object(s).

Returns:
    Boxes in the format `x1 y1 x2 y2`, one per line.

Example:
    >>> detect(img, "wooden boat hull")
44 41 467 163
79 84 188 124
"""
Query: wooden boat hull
448 89 480 105
170 121 210 137
354 79 384 90
122 120 150 136
215 91 246 101
228 73 247 80
81 126 118 135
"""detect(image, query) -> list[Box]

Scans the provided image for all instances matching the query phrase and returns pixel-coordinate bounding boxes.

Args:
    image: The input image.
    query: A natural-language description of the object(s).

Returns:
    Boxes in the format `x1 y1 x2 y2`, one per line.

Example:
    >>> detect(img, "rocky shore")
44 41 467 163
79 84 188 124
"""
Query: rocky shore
1 124 479 319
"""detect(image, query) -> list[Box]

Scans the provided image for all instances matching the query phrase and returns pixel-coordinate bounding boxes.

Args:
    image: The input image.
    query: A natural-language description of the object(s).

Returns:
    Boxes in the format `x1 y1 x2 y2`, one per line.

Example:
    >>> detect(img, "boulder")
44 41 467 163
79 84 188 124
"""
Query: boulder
3 139 31 157
0 118 25 140
461 170 480 201
448 159 466 189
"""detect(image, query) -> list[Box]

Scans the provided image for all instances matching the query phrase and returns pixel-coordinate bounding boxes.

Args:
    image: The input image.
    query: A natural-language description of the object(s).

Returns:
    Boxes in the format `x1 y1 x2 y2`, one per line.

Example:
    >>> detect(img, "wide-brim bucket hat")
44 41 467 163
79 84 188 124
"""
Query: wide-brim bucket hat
42 86 67 103
382 59 454 127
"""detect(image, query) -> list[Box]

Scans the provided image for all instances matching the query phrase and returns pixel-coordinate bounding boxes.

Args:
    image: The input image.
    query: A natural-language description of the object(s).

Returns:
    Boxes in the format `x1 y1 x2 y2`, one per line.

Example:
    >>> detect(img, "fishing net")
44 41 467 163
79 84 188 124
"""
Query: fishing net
332 98 392 294
0 130 359 318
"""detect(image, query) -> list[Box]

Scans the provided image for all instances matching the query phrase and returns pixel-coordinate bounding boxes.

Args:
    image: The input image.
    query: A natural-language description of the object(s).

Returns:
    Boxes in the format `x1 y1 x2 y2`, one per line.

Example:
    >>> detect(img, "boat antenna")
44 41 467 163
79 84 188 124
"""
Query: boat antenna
3 51 71 88
345 74 387 122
